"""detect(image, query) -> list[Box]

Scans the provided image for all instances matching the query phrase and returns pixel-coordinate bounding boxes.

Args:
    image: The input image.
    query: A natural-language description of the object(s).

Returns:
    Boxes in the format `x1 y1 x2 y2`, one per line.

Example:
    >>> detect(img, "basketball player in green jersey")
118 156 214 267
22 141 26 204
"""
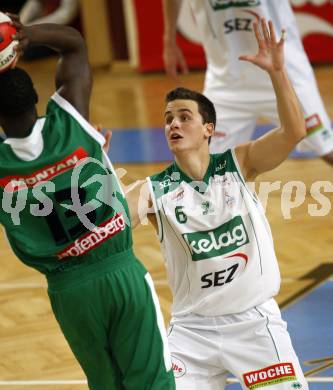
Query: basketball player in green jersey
126 19 308 388
0 14 175 390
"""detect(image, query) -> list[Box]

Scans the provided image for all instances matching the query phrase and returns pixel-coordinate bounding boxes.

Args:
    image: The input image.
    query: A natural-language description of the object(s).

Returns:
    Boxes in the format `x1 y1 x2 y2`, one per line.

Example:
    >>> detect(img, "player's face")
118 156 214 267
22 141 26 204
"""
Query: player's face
164 99 212 154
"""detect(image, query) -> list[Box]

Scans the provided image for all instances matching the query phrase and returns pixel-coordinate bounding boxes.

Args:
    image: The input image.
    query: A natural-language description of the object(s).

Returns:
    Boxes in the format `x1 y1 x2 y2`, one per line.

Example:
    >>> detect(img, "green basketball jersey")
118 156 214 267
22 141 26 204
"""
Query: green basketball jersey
0 93 132 275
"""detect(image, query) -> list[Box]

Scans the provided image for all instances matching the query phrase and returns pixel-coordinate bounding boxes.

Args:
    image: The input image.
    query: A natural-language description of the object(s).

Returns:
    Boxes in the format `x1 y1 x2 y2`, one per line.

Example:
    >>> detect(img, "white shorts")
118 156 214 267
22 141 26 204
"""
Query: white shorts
208 78 333 157
168 299 308 390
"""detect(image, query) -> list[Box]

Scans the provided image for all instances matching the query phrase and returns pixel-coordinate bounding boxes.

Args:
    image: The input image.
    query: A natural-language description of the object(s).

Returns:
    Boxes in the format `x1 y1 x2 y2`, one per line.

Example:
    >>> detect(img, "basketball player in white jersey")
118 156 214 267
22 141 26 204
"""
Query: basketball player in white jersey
126 18 309 389
163 0 333 164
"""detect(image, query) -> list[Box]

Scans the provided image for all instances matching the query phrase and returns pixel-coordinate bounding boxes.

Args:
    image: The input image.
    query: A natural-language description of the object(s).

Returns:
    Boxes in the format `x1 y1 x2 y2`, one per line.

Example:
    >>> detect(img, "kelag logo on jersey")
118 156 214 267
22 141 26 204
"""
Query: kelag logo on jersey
209 0 260 11
183 215 249 261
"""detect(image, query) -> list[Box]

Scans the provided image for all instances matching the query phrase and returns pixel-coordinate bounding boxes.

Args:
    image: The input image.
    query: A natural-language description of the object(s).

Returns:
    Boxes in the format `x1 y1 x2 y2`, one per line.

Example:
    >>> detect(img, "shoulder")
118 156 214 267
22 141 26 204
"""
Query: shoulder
45 92 105 146
210 150 238 176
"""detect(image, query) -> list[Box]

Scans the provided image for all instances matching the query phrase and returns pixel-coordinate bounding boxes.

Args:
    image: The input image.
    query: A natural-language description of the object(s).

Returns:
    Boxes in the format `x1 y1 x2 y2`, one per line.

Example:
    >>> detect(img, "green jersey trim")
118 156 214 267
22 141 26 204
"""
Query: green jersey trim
51 92 105 146
209 0 261 11
173 155 214 189
149 149 256 203
149 155 217 200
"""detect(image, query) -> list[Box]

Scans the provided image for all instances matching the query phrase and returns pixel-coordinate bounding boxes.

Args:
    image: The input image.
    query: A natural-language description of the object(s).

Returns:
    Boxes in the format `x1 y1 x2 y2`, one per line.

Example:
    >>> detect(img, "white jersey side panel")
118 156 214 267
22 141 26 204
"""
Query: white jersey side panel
148 150 280 317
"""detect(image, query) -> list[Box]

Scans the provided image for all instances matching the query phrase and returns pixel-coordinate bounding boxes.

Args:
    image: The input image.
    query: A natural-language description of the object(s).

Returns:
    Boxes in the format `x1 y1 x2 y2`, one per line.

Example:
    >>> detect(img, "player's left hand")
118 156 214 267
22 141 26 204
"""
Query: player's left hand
239 18 285 73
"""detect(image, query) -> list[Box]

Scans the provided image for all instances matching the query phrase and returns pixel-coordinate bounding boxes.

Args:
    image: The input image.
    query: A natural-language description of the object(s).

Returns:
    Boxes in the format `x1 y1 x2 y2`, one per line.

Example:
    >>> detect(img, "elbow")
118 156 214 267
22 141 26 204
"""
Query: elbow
290 117 307 144
282 122 306 146
74 31 86 53
295 103 307 140
292 130 306 145
297 118 307 142
64 26 86 52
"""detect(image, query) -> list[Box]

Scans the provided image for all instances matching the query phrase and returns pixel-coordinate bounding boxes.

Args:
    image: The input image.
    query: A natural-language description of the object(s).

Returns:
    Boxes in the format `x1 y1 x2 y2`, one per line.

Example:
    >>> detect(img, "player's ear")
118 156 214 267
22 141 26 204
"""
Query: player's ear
205 123 214 139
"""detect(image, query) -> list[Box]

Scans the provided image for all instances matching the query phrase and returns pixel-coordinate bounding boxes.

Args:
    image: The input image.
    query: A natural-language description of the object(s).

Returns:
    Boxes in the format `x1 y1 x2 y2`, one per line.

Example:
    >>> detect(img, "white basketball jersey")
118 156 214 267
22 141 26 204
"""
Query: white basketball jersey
148 150 280 317
187 0 314 100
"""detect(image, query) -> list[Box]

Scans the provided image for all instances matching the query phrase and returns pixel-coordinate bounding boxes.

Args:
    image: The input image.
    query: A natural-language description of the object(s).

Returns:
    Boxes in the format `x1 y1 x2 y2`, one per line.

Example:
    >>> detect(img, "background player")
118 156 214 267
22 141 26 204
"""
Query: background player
0 14 175 389
163 0 333 164
126 18 308 389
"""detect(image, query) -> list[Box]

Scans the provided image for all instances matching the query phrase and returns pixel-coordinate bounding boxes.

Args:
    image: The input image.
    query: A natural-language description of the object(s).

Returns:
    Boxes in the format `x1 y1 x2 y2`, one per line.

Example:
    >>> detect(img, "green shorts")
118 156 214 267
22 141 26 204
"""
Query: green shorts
47 249 175 389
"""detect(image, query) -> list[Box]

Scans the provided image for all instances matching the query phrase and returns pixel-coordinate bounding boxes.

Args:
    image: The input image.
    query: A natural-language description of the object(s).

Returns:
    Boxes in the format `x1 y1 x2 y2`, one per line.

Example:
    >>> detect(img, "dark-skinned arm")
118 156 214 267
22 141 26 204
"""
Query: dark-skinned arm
9 13 91 119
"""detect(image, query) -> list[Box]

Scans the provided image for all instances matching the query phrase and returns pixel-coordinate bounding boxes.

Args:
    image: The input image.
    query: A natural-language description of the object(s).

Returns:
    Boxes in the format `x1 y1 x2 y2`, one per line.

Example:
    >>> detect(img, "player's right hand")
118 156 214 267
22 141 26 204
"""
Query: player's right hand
163 40 189 79
239 18 285 74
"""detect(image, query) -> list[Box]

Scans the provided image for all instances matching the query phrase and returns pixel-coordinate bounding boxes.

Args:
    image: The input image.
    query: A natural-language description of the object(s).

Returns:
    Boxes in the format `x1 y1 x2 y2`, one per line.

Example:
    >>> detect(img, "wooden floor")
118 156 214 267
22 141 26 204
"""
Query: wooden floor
0 58 333 389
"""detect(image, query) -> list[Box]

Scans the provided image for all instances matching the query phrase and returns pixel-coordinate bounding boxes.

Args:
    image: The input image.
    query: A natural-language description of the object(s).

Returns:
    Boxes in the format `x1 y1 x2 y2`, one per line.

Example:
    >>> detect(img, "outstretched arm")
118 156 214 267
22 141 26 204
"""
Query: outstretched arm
162 0 188 78
235 18 305 181
10 14 91 119
125 180 155 229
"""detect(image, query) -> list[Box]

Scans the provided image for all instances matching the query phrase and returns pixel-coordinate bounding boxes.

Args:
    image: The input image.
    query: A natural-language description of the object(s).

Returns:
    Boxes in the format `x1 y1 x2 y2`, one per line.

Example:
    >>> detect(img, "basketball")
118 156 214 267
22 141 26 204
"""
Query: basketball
0 12 18 72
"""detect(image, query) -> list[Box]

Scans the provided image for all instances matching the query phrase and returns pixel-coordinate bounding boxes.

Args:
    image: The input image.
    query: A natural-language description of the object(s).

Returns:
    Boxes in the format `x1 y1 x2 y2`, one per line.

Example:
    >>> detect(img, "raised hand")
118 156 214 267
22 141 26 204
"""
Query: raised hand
239 18 285 73
163 40 189 79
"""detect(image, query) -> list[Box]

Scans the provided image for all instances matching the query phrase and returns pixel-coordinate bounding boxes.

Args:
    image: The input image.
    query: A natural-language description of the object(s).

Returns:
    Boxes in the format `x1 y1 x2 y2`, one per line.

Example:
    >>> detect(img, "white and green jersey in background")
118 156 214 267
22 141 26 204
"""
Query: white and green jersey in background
188 0 333 156
0 93 132 275
148 150 280 317
188 0 312 97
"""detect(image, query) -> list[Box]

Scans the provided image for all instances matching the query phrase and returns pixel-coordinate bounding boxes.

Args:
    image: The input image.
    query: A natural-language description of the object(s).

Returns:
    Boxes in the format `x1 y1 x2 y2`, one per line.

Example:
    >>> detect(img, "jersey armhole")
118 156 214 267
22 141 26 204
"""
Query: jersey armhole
230 148 258 203
147 177 163 242
50 94 124 197
51 92 105 146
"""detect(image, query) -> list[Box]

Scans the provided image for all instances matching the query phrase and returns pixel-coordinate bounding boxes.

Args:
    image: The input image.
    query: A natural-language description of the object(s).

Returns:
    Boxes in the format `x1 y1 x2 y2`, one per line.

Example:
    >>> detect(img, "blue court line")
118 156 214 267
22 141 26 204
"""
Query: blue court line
0 124 319 164
108 125 316 164
108 128 172 163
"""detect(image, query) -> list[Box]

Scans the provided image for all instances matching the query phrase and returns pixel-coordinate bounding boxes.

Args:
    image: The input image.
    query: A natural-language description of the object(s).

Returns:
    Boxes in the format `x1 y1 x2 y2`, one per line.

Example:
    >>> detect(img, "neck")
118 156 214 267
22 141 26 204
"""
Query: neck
2 109 38 138
175 146 210 181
